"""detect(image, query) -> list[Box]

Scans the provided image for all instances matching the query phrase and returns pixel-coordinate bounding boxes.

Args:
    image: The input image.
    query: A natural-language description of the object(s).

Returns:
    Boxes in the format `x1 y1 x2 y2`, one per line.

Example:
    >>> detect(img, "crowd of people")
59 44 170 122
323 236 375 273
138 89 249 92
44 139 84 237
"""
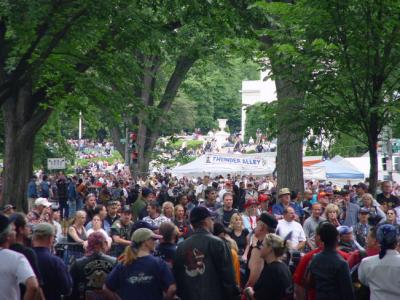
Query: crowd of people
1 171 400 300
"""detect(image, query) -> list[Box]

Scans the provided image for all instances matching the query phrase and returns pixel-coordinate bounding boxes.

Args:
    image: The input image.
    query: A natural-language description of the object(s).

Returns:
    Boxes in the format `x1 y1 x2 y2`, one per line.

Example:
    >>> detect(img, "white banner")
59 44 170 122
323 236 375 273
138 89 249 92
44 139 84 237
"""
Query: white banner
204 153 271 169
47 158 66 170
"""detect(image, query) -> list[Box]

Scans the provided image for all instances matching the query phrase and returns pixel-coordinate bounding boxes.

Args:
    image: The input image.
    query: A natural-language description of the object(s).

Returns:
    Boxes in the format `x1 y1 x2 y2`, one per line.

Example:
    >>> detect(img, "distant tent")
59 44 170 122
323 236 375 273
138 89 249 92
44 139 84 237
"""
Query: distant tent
314 156 364 179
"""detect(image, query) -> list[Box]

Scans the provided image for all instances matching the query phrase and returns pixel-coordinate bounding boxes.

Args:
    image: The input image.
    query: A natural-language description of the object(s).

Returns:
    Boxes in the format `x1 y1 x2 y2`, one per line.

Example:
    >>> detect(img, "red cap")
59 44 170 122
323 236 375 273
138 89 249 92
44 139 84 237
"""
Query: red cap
258 194 270 203
244 198 259 208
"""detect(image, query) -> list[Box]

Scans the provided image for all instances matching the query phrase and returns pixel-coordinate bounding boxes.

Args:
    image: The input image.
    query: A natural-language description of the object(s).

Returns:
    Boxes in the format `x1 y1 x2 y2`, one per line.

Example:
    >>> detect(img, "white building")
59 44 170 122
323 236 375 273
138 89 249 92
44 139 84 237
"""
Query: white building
240 69 276 140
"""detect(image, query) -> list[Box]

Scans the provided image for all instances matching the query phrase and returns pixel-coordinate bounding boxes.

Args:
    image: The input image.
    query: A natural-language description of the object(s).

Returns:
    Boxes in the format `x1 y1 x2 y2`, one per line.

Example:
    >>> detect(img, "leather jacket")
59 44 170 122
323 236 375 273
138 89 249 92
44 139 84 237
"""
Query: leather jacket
69 252 116 300
173 228 241 300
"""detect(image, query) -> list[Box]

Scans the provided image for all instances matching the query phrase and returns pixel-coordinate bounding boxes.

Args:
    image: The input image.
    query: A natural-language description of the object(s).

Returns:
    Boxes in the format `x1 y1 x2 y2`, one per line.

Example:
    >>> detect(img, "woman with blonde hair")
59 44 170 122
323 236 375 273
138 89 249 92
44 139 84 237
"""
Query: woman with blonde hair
104 228 176 300
362 193 386 225
244 234 293 299
68 210 88 247
324 203 341 226
162 201 175 220
228 213 249 256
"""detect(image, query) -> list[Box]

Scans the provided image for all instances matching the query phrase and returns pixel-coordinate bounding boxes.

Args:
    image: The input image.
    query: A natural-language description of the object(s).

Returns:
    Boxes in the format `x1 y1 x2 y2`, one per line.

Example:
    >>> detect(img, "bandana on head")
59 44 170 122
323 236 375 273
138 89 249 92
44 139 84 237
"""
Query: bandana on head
377 224 398 259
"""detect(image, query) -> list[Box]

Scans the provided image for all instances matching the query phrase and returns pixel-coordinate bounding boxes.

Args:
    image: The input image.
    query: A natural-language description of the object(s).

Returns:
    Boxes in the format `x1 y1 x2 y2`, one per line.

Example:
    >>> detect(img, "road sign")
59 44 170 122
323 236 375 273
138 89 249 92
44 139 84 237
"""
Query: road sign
47 158 66 170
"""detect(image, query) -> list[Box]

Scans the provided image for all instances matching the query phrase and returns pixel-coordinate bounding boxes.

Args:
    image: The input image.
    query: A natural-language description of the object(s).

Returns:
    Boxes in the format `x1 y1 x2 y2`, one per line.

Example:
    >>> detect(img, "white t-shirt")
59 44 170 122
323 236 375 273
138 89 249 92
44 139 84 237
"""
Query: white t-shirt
0 249 35 300
276 219 306 249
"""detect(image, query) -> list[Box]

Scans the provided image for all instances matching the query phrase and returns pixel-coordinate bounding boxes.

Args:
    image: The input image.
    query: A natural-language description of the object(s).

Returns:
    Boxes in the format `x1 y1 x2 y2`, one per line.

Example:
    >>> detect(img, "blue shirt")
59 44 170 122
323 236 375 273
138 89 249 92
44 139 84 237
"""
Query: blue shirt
272 202 303 217
33 247 72 300
106 255 175 300
67 182 77 201
27 180 37 198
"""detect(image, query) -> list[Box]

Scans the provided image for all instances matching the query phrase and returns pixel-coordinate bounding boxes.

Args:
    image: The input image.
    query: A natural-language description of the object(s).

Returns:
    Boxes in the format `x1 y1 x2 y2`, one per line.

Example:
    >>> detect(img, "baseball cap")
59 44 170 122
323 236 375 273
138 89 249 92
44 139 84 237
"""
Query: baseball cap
325 186 333 194
0 213 10 234
244 198 259 208
278 188 291 197
132 220 158 231
2 204 15 212
121 205 131 213
33 223 55 237
189 206 212 224
35 198 51 208
131 228 162 243
337 225 353 235
258 194 270 203
142 188 154 198
258 212 278 230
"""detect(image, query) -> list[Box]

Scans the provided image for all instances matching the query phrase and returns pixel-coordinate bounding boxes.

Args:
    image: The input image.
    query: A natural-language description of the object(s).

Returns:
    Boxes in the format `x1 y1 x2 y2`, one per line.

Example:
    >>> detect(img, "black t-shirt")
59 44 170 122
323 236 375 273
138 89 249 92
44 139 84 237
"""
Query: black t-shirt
376 193 400 208
222 209 237 227
229 229 249 255
254 261 293 300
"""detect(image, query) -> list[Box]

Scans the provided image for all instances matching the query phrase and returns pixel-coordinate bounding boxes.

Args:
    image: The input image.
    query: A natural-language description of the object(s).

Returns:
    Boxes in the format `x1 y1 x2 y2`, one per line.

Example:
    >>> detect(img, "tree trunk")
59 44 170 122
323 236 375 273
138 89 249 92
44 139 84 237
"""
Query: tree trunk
274 76 305 193
134 54 197 176
367 131 379 195
1 84 52 211
110 126 125 158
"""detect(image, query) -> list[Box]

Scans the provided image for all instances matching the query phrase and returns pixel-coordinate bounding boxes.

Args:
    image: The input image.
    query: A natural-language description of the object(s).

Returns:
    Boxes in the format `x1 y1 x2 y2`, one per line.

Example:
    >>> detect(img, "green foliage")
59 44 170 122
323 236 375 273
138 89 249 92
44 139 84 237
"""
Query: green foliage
245 101 278 142
169 139 203 150
181 57 259 132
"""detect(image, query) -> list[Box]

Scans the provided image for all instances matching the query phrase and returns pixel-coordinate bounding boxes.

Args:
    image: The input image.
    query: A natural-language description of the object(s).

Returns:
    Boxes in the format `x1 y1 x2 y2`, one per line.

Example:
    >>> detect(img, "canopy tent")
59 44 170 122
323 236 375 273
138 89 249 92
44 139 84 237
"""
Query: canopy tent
172 153 276 177
314 157 364 180
172 152 327 179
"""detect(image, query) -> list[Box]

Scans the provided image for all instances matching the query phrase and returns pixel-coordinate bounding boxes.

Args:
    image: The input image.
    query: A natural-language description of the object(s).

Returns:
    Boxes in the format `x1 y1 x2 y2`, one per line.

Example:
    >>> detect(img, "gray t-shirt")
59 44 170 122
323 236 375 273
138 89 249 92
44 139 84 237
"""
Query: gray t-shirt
303 216 325 248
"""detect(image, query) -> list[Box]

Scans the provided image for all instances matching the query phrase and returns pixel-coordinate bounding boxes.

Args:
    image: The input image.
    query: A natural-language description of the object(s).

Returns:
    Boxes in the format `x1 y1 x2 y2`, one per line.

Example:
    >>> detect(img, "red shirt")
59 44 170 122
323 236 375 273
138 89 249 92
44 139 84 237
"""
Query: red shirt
347 247 380 269
293 248 350 300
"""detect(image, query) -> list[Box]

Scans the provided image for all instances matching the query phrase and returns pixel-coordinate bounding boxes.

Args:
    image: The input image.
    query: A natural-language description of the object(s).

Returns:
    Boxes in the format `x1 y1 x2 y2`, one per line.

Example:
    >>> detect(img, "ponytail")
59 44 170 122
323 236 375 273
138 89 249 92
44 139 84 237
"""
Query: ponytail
121 242 140 266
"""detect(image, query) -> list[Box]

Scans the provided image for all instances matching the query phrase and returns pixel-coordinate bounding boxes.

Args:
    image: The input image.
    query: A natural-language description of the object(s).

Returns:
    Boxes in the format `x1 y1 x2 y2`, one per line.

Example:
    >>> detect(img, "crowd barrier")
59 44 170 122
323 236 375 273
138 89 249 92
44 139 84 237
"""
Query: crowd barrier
55 241 121 265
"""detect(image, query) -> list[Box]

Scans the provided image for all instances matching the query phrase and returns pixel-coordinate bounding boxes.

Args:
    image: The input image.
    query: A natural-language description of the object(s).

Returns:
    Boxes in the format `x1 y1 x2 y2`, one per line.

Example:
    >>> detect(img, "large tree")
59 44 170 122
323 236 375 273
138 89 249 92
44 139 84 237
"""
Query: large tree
0 0 132 209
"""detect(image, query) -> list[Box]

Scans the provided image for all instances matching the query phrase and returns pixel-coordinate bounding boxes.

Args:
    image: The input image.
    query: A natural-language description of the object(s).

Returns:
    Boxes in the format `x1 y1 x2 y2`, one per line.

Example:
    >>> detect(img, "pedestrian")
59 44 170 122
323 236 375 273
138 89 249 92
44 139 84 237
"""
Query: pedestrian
69 232 116 299
9 213 44 299
27 197 52 225
245 212 277 288
0 213 40 300
275 207 306 251
358 224 400 300
27 175 38 211
155 221 178 268
244 234 293 300
173 206 240 300
110 205 134 256
303 203 325 251
32 223 72 300
104 228 176 300
216 192 239 228
307 222 354 300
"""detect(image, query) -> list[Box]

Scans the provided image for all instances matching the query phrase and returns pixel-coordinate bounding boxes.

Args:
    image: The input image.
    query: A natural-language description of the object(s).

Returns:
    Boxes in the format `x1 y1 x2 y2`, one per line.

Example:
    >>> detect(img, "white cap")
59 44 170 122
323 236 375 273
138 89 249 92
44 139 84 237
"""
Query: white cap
35 197 51 208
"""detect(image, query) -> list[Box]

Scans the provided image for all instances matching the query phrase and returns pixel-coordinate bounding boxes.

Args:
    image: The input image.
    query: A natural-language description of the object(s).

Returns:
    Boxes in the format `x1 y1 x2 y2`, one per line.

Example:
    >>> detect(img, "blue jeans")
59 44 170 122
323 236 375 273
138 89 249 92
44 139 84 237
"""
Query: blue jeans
68 200 76 218
76 197 83 211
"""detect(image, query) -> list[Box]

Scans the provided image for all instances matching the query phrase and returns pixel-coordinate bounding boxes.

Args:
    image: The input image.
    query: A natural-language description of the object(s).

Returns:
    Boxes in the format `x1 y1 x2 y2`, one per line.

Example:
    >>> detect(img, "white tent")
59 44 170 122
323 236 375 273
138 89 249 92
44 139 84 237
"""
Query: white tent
172 153 275 177
172 152 327 179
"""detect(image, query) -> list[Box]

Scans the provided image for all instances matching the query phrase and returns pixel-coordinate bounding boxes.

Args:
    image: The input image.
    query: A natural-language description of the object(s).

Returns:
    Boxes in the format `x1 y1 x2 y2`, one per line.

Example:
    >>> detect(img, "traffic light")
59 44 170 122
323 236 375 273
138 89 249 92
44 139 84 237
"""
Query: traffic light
129 132 138 162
